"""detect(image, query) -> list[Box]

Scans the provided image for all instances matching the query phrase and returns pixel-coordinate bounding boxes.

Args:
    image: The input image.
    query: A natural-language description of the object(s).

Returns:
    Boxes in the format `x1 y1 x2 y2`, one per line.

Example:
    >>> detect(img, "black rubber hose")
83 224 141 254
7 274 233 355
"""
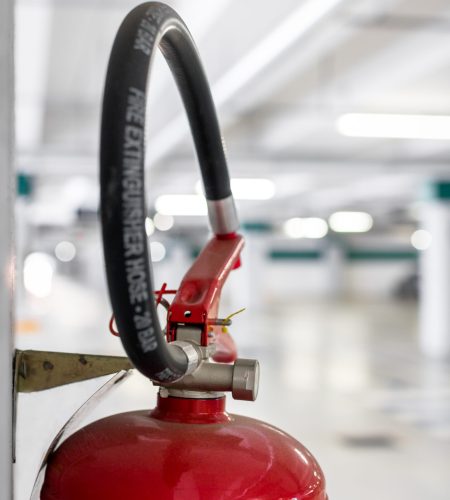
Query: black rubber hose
100 2 235 382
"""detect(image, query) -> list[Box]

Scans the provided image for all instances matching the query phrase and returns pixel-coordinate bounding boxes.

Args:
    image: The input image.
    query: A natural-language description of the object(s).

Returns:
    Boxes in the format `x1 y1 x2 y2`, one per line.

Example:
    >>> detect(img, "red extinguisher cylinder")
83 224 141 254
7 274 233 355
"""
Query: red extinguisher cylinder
42 395 326 500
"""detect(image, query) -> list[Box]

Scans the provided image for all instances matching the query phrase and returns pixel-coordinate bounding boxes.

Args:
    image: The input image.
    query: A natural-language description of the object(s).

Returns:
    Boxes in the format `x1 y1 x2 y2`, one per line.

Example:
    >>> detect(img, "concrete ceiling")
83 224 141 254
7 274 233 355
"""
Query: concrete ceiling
15 0 450 226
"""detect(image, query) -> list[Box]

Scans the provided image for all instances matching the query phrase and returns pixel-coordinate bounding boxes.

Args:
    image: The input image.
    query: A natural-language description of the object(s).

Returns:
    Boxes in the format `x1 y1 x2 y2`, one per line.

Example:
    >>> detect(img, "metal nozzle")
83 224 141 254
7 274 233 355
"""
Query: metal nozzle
161 357 260 401
232 359 259 401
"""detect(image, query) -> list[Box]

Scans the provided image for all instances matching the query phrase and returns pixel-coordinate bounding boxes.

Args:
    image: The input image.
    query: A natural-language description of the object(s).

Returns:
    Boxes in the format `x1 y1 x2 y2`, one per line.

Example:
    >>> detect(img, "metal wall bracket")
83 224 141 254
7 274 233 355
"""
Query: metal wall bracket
12 349 133 463
14 350 133 393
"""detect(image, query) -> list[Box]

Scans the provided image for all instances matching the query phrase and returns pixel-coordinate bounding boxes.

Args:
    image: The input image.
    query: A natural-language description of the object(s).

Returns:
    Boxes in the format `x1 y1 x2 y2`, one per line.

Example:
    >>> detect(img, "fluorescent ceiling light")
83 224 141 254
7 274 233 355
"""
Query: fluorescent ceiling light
150 241 166 262
155 194 207 216
24 252 54 298
153 213 174 231
329 211 373 233
283 217 328 239
411 229 432 251
195 178 275 200
54 241 76 262
145 217 155 236
337 113 450 140
231 178 275 200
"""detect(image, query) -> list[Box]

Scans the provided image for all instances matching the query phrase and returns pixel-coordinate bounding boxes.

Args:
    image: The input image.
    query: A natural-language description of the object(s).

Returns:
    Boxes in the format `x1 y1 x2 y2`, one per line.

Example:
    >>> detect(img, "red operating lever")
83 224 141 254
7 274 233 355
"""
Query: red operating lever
109 233 244 362
167 234 244 361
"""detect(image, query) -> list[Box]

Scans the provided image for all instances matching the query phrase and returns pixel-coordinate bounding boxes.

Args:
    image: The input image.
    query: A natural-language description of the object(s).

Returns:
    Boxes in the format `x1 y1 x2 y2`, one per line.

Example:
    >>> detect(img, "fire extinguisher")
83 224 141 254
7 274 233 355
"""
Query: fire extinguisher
40 3 327 498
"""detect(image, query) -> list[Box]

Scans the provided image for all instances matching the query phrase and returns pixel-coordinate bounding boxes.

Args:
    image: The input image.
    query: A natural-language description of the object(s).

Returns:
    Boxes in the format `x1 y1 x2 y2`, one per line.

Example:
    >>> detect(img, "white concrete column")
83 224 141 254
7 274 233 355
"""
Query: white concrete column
0 0 14 497
242 230 269 310
325 240 346 298
419 182 450 359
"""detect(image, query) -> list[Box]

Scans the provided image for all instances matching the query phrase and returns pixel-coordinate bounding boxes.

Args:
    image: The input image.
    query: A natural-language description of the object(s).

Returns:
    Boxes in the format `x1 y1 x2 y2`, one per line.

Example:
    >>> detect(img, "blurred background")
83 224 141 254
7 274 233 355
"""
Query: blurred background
11 0 450 498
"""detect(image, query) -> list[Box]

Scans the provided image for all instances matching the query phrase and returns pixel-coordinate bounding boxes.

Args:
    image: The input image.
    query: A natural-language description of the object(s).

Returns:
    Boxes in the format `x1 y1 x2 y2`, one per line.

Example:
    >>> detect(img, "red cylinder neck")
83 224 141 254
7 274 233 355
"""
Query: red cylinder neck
151 394 231 424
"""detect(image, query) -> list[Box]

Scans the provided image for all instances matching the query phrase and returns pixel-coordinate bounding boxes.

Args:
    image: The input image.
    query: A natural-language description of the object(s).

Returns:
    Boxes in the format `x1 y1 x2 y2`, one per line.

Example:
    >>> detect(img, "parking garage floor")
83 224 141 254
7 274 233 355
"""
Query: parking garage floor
14 279 450 499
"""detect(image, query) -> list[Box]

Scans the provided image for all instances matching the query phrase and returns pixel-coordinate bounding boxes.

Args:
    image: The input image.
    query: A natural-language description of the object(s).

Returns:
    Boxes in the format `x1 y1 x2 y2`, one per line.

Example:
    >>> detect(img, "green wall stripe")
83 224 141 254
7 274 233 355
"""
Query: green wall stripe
268 249 417 261
346 250 417 261
242 222 273 232
269 250 322 260
423 181 450 201
17 173 33 197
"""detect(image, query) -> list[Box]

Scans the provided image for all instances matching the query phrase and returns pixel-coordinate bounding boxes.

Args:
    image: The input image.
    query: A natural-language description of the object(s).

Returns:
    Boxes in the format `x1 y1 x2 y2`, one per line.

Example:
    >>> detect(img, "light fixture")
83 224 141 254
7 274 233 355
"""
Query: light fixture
195 178 275 200
155 194 207 216
411 229 432 251
150 241 166 262
54 241 76 262
283 217 328 239
145 217 155 236
153 212 174 231
23 252 54 298
336 113 450 140
231 178 275 200
329 211 373 233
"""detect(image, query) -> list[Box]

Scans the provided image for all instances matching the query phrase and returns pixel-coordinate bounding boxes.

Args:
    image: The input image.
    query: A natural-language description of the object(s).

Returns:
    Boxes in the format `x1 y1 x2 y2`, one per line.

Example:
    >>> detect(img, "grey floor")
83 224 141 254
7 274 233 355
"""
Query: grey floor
14 277 450 499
